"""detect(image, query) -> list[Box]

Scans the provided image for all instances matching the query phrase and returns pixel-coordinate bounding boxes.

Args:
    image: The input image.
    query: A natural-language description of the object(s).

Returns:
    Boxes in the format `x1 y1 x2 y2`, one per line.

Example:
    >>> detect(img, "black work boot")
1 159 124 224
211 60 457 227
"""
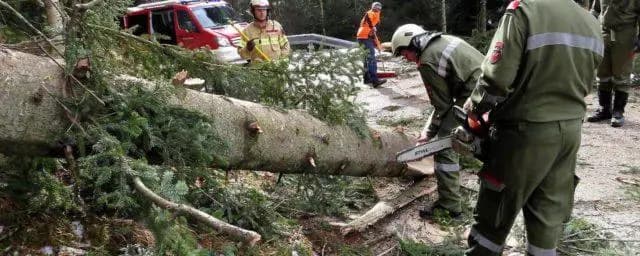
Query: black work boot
587 90 612 122
419 204 462 220
611 91 629 127
372 79 387 88
363 72 372 84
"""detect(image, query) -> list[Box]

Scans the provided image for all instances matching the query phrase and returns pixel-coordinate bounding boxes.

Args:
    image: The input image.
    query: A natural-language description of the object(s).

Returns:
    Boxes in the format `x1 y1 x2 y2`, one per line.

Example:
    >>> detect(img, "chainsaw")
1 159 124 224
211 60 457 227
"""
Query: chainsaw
396 106 490 163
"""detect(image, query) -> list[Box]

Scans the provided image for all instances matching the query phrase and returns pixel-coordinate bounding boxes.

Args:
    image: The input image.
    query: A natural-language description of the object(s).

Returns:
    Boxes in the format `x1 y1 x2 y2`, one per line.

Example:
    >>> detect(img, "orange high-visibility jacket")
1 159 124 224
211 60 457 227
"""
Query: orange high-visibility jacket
356 10 380 39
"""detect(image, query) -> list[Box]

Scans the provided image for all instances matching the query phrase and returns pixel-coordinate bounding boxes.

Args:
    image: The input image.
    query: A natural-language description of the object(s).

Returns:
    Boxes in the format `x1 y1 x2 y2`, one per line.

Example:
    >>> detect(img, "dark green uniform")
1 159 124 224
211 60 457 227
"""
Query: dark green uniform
417 34 484 214
588 0 638 126
466 0 603 255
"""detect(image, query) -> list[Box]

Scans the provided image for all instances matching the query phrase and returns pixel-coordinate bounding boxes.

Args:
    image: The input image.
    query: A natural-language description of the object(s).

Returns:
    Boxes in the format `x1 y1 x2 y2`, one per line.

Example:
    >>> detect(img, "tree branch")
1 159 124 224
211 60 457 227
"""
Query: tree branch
129 169 261 245
341 178 437 234
75 0 103 10
0 1 105 106
0 0 63 56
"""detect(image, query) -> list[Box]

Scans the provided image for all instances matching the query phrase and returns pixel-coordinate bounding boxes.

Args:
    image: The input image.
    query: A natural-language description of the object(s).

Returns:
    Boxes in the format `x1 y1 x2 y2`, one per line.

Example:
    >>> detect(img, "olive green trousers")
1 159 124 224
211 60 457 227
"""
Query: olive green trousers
466 119 582 256
597 26 636 93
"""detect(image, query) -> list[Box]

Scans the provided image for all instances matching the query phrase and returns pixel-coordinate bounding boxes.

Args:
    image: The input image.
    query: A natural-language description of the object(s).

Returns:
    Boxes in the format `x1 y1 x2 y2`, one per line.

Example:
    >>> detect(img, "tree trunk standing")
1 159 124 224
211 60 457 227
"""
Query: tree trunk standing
354 0 358 22
319 0 326 35
0 48 430 177
478 0 486 33
44 0 63 36
441 0 447 33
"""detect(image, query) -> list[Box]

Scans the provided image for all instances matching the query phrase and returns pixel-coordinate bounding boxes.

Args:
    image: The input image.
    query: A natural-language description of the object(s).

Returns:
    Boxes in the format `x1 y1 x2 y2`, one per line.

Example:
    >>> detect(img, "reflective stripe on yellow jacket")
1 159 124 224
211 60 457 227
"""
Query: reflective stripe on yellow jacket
356 10 380 39
238 20 290 63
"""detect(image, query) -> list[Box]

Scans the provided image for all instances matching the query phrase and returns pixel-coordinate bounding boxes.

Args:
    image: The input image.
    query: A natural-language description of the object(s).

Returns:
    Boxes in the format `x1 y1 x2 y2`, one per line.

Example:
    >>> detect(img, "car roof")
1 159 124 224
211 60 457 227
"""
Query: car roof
126 0 228 14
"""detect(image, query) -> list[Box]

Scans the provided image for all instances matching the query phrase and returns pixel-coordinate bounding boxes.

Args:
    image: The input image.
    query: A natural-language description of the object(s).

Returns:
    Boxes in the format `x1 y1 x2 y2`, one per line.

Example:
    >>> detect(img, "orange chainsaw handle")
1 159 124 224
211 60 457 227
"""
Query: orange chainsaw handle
453 106 490 137
467 112 490 136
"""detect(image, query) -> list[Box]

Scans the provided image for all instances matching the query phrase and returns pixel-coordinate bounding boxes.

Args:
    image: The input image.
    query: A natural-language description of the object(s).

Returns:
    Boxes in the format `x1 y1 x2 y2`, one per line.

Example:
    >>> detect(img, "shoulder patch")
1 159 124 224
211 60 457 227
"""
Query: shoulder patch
507 0 520 10
490 41 504 64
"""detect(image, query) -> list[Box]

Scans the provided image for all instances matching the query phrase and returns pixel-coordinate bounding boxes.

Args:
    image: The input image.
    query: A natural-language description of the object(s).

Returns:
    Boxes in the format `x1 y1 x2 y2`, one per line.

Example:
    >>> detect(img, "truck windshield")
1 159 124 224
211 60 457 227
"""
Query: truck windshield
192 6 241 28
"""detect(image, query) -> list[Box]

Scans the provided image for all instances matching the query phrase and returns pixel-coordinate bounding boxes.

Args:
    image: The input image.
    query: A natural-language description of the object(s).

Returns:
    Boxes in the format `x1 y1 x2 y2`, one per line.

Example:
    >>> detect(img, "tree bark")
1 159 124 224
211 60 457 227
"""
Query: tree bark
0 48 430 177
478 0 486 33
319 0 326 35
44 0 63 35
441 0 447 33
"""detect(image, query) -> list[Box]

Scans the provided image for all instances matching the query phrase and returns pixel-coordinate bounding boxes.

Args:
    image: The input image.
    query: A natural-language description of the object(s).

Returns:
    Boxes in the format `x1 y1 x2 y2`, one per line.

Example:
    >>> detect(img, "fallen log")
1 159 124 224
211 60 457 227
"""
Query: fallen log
341 178 437 234
0 48 432 177
132 175 261 245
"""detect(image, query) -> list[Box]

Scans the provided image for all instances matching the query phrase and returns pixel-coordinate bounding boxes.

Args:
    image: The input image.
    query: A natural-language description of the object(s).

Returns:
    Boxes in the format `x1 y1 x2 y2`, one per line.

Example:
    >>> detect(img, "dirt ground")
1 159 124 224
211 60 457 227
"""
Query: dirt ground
347 59 640 255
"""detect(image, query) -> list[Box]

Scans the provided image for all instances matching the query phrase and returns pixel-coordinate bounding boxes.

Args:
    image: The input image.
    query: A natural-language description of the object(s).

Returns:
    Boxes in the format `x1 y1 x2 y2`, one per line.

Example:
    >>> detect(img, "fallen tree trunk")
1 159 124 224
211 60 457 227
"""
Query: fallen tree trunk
0 48 429 177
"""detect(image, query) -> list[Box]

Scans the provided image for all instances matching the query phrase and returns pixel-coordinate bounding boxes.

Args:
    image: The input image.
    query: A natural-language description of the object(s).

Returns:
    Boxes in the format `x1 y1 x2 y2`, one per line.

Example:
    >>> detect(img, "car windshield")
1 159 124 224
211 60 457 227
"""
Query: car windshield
192 5 241 28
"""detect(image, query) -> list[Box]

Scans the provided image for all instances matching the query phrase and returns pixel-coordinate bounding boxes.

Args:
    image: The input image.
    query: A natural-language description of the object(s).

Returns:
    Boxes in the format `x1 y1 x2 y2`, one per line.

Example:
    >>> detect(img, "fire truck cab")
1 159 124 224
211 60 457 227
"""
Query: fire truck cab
124 0 247 62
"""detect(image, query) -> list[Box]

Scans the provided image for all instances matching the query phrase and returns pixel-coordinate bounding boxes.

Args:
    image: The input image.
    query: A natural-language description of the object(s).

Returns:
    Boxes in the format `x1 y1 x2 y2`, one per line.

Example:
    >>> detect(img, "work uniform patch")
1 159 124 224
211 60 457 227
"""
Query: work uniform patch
490 41 504 64
507 0 520 10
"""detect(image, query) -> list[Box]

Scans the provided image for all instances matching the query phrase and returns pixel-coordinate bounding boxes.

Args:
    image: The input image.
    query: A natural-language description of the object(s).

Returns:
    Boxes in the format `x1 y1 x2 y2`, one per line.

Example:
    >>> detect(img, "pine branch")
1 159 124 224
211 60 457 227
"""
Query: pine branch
75 0 103 11
126 158 261 245
39 84 89 137
0 1 105 105
0 0 63 56
35 40 105 106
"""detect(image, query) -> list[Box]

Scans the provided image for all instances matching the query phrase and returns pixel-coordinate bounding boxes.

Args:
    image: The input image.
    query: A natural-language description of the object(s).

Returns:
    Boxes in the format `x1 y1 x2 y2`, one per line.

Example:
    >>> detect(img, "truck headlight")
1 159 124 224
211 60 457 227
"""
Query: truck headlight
217 37 231 47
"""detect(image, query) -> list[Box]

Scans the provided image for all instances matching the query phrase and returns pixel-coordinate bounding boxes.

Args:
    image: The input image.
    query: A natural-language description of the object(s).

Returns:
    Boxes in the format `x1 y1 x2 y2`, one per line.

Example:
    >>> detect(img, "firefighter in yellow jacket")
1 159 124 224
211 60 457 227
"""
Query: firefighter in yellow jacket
238 0 290 63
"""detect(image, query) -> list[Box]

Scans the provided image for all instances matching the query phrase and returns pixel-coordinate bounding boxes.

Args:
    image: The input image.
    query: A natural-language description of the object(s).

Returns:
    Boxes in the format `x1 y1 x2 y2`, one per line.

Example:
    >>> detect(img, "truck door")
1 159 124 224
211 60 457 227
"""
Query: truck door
175 8 213 49
150 8 176 44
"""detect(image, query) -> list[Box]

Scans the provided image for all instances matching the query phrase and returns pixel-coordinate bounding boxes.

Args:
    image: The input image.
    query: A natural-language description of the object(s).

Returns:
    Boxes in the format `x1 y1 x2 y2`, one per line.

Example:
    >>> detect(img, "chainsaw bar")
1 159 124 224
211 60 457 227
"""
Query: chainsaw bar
396 136 453 163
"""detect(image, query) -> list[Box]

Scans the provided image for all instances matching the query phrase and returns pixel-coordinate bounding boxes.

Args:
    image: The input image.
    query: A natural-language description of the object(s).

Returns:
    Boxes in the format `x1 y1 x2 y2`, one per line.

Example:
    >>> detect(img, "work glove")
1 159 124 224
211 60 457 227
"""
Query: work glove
451 126 482 156
246 39 256 51
415 131 432 146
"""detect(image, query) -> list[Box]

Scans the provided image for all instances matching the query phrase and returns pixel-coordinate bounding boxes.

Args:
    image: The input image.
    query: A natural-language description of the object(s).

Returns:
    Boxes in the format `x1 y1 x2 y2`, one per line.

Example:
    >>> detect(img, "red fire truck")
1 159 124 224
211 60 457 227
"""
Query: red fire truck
123 0 247 62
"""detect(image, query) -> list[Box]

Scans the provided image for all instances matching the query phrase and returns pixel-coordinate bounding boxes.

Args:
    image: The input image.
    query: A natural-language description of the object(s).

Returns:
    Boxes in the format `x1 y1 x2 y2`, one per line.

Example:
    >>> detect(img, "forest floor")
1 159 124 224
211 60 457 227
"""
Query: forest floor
307 58 640 255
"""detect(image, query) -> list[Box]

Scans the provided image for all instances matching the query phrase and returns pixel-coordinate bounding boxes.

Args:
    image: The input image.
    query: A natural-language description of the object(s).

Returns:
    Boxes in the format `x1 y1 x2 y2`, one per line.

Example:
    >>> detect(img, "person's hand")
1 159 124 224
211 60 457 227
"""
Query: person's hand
246 39 256 51
416 132 432 146
463 98 474 113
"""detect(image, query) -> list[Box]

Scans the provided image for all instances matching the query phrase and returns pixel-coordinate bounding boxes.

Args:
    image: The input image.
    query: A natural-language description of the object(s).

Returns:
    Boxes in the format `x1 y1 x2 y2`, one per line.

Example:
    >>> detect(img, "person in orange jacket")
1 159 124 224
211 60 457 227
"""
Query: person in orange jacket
357 2 386 88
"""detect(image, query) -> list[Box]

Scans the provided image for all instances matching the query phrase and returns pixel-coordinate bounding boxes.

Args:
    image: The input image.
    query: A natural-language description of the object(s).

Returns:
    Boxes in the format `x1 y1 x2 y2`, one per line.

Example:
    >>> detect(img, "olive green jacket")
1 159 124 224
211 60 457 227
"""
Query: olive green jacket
470 0 603 122
417 35 484 137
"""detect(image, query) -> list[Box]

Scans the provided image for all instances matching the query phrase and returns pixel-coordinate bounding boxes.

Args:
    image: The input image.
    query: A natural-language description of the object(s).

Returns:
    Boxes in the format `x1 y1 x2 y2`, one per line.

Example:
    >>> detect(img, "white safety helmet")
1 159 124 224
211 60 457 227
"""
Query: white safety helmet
371 2 382 10
391 24 426 56
250 0 270 10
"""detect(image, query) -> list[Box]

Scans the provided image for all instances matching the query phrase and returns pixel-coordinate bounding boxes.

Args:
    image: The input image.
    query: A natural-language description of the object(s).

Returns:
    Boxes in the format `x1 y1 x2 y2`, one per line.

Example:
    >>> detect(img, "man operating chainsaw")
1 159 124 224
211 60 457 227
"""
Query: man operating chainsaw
391 24 485 219
455 0 603 255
